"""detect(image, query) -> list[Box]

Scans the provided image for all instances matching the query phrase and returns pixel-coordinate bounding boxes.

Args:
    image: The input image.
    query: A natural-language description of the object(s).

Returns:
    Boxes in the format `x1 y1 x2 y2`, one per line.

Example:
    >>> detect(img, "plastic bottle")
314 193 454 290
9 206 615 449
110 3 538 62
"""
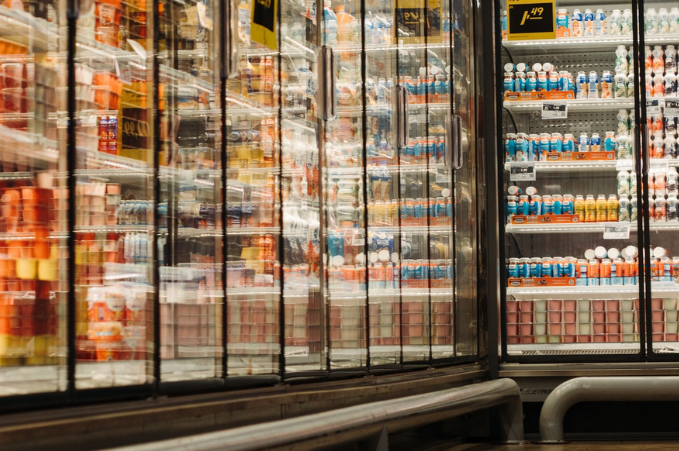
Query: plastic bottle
585 195 597 222
335 5 356 44
608 195 619 222
571 9 583 37
647 8 659 35
323 0 338 45
653 45 665 75
584 9 595 37
610 9 622 35
574 195 586 222
622 9 633 35
596 194 608 222
659 8 671 34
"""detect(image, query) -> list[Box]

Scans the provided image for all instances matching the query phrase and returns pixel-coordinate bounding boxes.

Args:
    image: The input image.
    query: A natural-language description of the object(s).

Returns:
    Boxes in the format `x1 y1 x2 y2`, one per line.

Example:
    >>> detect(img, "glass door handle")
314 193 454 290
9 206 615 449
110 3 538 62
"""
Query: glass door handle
395 85 409 150
221 0 240 79
317 46 336 121
449 115 463 170
642 124 649 176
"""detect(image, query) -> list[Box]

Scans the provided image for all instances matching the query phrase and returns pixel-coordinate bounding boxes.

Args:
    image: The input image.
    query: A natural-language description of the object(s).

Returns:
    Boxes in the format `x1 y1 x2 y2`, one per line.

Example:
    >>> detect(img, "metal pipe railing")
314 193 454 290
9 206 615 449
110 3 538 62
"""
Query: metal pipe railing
540 376 679 443
105 378 523 451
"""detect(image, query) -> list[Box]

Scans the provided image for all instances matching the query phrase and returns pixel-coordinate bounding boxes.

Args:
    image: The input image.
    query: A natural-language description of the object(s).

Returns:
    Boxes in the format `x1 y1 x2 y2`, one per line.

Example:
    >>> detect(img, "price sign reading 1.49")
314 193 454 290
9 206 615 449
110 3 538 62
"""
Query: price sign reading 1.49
507 0 556 41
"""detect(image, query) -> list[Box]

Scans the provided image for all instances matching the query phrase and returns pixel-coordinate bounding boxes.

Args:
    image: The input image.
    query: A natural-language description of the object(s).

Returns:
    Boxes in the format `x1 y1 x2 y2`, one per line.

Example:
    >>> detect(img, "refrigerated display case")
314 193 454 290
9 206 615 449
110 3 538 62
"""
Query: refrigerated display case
0 0 67 396
0 0 482 406
641 0 679 359
497 0 679 364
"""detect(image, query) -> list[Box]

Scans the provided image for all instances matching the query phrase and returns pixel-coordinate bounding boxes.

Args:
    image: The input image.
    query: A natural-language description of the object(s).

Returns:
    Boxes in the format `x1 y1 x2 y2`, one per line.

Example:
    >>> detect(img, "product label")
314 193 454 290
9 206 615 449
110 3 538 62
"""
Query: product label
509 162 536 181
665 99 679 117
647 99 662 115
603 224 630 240
542 101 568 119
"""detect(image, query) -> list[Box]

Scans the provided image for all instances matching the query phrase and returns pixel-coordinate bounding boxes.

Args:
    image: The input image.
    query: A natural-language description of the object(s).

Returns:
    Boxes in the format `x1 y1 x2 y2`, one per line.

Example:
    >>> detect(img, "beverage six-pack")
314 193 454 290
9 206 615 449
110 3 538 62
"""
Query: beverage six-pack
504 126 633 163
507 186 626 224
508 245 679 287
504 55 635 100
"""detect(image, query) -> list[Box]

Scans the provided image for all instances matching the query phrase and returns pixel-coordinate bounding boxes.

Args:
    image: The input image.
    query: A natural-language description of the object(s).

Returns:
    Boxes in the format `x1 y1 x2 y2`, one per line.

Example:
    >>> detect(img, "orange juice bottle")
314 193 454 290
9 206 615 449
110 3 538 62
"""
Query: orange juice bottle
585 195 597 222
596 194 607 222
607 194 619 222
574 194 586 222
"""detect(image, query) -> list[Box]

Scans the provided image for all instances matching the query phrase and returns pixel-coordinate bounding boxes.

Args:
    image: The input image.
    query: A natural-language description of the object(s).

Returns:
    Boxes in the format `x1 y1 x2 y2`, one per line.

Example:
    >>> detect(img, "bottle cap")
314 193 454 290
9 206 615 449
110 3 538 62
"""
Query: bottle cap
595 246 608 259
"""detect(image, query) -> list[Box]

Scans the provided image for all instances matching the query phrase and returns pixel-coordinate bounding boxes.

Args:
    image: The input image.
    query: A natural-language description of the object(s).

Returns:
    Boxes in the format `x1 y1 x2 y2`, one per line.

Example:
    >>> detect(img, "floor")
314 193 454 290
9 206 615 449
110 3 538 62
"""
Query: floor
446 443 679 451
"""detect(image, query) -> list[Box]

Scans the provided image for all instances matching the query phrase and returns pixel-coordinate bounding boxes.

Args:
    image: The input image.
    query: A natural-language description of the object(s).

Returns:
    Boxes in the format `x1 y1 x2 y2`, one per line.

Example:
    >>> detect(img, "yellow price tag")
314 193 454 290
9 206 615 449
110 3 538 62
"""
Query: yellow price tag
507 0 556 41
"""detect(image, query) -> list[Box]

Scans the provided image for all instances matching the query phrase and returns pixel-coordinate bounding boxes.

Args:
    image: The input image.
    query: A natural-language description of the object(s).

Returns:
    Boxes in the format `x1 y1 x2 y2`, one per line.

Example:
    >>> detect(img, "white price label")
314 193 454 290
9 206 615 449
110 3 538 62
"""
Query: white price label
616 159 634 171
649 159 669 174
647 99 662 115
665 100 679 117
509 162 536 181
603 224 631 240
542 101 568 119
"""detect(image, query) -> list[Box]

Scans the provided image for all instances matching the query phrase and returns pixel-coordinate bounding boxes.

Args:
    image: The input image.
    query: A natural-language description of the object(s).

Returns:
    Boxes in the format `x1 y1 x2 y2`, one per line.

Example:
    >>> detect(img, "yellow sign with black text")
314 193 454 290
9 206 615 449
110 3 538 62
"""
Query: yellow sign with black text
251 0 278 50
507 0 556 41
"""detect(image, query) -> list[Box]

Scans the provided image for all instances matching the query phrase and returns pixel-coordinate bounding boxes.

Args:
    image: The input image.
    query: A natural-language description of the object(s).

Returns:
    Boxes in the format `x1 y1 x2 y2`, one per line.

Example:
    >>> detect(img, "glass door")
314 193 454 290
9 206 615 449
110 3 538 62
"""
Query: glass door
0 0 67 396
156 0 223 382
641 0 679 357
279 0 324 374
73 0 155 388
500 0 644 361
224 0 282 377
321 0 367 370
450 0 477 360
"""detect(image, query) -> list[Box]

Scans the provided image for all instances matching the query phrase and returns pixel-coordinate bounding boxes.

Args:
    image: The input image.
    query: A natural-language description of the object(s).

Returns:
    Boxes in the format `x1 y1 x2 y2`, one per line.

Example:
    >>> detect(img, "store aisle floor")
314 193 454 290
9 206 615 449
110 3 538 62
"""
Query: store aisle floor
445 442 679 451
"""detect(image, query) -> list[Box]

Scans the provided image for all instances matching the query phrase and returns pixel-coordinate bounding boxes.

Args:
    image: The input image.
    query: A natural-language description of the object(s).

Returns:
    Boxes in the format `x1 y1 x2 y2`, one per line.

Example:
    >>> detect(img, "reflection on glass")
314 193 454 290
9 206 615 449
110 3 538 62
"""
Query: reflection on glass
225 4 281 375
74 0 154 388
0 1 66 396
279 0 324 374
452 0 476 358
325 43 366 367
157 0 223 381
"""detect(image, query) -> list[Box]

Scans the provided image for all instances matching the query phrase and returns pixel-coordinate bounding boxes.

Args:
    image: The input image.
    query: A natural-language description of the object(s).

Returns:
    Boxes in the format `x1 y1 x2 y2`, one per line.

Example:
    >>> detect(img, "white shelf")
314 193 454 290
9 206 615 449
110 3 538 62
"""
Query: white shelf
507 283 679 300
504 98 634 113
503 36 633 53
503 34 679 55
505 160 617 173
74 225 153 233
507 342 640 356
506 221 679 234
506 221 628 234
225 226 281 236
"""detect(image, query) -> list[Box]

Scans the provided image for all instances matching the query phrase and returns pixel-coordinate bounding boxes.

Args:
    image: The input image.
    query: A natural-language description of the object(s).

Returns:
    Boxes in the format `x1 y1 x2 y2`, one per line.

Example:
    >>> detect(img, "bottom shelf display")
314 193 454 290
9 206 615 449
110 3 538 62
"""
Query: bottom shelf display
507 298 679 345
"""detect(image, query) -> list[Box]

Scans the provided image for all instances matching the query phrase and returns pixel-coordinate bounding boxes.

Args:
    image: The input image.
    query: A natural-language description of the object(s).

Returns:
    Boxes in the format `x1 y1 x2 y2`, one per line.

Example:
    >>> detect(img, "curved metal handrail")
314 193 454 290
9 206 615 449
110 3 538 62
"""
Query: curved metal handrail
105 378 523 451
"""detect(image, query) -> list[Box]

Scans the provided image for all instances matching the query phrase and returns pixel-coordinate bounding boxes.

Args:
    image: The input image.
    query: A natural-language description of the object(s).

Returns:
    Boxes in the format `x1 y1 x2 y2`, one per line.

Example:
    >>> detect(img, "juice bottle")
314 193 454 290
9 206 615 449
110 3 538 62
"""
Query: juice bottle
607 195 619 222
574 195 585 222
585 195 596 222
335 5 357 44
596 194 608 222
